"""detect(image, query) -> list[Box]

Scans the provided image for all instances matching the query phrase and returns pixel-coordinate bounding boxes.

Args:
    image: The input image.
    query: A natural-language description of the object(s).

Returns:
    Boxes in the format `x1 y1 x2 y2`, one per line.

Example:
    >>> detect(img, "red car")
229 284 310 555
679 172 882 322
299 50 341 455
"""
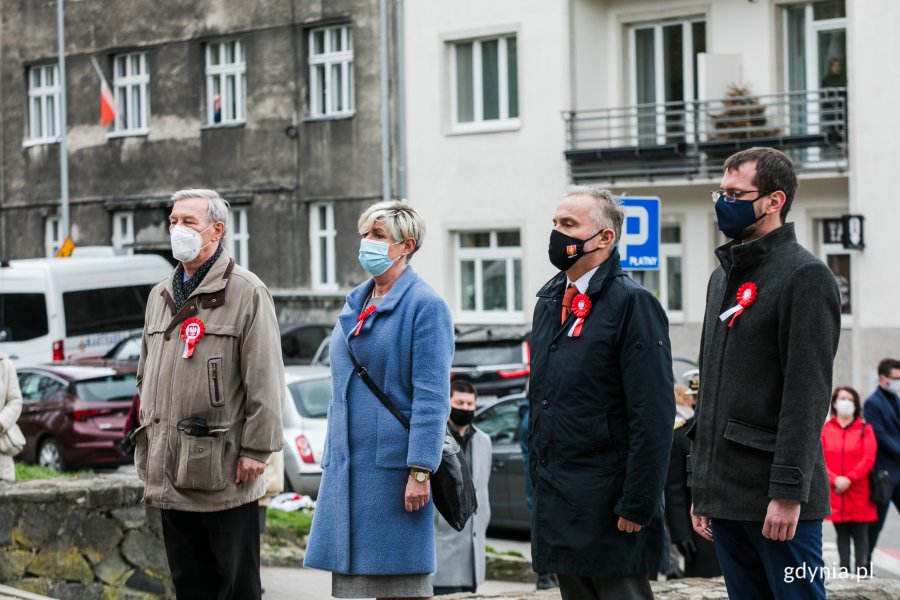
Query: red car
16 363 137 471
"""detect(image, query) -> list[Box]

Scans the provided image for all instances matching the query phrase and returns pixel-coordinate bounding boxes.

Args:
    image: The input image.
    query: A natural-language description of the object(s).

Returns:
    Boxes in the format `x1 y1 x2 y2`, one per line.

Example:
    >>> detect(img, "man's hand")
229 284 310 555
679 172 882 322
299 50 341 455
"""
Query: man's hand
235 456 266 485
405 477 430 512
617 517 643 534
762 498 801 541
834 475 851 494
691 503 714 542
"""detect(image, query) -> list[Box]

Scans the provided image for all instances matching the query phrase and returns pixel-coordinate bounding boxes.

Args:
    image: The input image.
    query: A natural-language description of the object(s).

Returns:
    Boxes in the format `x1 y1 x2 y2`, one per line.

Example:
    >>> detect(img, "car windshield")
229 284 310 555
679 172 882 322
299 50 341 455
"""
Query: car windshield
288 378 331 419
73 374 137 402
453 342 522 367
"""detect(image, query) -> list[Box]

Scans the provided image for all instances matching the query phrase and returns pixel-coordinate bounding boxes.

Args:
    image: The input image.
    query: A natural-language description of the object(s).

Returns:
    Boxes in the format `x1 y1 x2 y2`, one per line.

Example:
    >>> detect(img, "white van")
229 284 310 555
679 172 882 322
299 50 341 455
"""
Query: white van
0 255 173 366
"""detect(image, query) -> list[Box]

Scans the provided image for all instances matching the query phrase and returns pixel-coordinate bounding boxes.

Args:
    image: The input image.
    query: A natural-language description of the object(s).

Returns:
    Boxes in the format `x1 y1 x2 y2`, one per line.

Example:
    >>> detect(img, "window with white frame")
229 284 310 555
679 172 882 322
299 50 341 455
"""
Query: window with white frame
624 223 684 320
206 40 246 125
112 52 149 134
27 65 60 144
452 35 519 130
818 218 852 316
456 230 523 318
45 217 62 258
226 206 249 267
111 211 134 255
309 25 354 118
309 203 337 290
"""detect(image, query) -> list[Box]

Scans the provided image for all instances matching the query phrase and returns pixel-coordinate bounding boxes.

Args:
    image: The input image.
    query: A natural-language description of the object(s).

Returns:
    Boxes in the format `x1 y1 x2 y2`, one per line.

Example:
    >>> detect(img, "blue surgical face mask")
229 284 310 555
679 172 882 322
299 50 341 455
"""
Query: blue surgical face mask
358 239 402 276
715 196 767 240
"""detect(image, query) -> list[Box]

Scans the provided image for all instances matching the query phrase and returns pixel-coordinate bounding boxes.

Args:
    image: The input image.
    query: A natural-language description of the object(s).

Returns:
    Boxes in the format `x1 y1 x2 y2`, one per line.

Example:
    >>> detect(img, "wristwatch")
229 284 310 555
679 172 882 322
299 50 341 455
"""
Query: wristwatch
409 468 430 483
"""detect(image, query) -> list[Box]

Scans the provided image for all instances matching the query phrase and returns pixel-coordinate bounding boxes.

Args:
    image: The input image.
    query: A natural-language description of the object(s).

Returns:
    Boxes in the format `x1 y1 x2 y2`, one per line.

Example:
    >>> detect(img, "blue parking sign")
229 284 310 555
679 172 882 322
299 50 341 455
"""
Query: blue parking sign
618 197 660 270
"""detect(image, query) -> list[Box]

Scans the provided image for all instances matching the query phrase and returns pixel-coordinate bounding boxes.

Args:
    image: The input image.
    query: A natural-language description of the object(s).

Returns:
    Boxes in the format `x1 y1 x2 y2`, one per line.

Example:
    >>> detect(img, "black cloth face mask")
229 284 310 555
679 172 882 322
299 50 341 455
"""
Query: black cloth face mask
548 228 603 272
449 408 475 427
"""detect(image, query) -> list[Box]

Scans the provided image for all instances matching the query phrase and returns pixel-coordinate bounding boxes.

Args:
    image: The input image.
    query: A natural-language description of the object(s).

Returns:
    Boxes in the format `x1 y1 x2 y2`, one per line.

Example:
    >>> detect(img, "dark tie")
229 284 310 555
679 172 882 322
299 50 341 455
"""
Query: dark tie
561 284 578 324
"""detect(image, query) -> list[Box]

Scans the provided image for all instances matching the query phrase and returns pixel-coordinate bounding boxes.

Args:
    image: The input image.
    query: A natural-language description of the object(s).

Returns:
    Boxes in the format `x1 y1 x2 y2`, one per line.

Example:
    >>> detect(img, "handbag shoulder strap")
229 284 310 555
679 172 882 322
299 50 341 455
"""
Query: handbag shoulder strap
346 341 410 431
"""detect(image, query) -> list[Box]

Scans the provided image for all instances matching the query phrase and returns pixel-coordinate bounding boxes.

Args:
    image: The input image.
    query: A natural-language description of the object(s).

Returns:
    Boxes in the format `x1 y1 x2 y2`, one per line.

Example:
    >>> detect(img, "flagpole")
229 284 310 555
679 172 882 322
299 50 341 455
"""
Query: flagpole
56 0 70 244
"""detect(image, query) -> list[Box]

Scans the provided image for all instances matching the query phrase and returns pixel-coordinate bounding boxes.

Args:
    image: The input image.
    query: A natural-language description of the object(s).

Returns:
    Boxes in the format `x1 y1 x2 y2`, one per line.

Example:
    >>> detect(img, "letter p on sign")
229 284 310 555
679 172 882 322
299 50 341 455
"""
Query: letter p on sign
617 197 660 270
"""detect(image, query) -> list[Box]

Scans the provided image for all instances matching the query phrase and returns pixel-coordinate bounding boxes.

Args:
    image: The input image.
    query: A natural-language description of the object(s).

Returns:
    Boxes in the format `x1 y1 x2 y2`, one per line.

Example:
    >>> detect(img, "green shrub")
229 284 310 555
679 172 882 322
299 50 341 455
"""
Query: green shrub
14 463 93 480
266 509 313 538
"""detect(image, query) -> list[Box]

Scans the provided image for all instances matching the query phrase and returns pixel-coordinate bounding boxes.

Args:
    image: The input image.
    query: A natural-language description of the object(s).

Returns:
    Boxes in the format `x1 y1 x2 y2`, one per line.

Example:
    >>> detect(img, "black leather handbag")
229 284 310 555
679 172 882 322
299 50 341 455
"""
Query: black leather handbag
347 346 478 531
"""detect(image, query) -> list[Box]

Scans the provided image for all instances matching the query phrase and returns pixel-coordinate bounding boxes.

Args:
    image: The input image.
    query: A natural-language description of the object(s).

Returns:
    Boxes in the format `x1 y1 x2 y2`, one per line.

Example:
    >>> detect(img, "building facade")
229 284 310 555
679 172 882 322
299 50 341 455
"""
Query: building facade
405 0 900 391
0 0 402 321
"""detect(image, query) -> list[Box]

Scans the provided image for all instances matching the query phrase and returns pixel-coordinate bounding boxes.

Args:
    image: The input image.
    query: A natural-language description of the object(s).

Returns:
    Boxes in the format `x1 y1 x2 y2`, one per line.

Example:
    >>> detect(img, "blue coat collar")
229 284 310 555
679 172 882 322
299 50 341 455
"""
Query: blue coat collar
339 266 419 338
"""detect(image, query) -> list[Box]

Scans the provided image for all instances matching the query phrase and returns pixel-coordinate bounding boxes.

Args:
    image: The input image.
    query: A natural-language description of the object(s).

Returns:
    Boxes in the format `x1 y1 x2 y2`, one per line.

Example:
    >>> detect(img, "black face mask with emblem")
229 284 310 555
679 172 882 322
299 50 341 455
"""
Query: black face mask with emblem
547 229 602 272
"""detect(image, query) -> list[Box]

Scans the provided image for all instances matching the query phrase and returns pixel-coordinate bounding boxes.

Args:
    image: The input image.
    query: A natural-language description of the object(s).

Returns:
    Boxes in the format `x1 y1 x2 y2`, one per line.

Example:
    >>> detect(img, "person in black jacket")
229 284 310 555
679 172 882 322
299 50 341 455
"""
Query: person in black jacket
690 147 841 600
666 378 721 578
529 185 674 600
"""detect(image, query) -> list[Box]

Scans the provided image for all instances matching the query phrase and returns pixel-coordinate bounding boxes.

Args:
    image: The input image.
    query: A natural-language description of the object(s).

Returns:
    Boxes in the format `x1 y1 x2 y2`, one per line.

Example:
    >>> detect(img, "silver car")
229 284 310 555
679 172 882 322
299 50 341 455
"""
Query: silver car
282 365 331 498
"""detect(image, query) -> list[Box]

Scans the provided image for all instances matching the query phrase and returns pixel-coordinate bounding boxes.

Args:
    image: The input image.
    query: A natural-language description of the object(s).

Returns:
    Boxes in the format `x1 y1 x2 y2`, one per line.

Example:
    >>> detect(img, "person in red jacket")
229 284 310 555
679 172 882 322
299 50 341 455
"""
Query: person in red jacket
821 386 878 575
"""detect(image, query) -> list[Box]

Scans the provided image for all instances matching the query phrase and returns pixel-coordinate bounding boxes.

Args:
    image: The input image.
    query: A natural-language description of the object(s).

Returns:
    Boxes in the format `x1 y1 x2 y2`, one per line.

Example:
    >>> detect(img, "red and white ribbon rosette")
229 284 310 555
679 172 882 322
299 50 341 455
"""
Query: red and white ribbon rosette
567 293 592 337
181 317 205 358
719 282 758 328
354 305 377 336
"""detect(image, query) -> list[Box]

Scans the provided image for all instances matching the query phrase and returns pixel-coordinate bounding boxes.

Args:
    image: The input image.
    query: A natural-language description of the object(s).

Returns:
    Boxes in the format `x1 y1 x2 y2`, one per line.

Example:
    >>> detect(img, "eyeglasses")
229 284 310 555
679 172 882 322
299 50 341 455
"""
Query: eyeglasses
710 189 771 204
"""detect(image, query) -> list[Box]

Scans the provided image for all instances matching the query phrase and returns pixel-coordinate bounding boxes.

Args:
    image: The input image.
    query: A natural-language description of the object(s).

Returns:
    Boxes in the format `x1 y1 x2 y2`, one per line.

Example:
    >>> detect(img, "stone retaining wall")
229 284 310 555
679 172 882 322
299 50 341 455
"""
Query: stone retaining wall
0 478 173 600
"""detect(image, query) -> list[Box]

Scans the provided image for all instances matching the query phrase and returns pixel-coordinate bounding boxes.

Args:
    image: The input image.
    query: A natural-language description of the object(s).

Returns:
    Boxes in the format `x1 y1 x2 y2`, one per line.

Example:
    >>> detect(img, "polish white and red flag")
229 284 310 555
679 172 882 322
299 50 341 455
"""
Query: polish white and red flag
90 57 116 126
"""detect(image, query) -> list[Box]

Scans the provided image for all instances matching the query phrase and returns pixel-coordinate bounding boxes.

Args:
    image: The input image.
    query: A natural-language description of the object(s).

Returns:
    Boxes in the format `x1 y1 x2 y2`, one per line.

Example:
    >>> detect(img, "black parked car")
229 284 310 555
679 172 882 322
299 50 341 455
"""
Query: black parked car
280 323 333 366
452 327 530 403
474 393 531 532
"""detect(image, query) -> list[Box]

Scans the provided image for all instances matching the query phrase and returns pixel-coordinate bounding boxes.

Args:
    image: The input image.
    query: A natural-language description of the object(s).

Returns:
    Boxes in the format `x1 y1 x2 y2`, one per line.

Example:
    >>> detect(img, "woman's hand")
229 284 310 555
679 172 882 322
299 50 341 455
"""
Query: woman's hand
405 477 431 512
834 475 851 494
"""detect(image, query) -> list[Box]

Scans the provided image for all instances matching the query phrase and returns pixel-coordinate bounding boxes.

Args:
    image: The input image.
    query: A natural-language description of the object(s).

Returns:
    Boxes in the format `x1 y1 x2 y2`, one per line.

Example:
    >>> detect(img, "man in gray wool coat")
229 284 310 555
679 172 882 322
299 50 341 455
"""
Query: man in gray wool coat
689 147 841 600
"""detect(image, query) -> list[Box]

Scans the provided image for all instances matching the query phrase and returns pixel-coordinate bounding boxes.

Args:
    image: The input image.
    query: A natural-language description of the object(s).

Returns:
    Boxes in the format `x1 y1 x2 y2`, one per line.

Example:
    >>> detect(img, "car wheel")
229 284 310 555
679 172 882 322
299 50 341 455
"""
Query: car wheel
38 438 66 472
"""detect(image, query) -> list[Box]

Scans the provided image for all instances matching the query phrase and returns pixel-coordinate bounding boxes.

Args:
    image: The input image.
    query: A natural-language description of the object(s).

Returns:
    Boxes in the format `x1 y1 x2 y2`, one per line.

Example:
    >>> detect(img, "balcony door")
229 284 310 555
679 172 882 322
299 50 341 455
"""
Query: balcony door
630 18 706 146
785 1 847 136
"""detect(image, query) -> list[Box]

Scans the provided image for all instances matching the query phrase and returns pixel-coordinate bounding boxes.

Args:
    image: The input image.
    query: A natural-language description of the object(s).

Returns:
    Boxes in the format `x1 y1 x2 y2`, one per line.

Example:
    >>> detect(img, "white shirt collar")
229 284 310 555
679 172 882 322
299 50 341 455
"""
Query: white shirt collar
567 266 599 295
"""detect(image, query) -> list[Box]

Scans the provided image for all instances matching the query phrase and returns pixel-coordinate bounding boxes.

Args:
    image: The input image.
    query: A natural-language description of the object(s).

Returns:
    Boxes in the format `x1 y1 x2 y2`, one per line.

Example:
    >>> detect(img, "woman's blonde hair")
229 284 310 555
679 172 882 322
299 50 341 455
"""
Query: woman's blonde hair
357 201 426 259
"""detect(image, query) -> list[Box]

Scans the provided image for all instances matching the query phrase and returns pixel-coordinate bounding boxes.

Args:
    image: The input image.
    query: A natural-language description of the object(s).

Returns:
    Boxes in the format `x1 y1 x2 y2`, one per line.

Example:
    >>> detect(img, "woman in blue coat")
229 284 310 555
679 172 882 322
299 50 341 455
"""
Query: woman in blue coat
305 201 454 599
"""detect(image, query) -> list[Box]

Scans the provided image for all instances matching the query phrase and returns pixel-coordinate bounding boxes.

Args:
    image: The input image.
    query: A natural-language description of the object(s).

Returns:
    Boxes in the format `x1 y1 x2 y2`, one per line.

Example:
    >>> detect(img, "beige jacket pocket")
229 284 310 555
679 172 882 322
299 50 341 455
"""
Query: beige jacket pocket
131 424 152 481
174 427 229 491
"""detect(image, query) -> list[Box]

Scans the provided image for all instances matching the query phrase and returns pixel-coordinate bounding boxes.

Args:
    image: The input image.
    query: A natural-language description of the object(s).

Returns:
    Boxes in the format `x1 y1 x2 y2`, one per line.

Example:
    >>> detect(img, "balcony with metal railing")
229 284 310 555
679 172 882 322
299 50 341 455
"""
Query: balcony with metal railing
563 88 847 183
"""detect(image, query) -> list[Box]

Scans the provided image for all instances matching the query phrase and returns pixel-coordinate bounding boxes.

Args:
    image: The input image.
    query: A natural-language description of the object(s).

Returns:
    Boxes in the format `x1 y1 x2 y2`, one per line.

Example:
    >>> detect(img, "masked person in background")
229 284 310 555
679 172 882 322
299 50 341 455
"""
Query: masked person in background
305 201 453 600
135 189 284 600
864 358 900 559
529 185 674 600
432 379 492 595
821 386 877 575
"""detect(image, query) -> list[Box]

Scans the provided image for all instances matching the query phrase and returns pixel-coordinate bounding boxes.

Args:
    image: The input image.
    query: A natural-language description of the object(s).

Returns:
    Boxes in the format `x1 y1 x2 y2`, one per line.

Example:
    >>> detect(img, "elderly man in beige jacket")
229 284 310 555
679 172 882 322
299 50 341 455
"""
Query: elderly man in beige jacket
135 189 284 600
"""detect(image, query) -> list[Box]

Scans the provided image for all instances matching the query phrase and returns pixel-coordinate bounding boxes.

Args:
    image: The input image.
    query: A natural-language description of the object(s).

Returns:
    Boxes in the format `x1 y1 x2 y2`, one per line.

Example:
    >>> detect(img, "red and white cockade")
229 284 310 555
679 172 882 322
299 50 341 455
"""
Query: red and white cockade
719 282 758 328
568 293 592 338
181 317 205 358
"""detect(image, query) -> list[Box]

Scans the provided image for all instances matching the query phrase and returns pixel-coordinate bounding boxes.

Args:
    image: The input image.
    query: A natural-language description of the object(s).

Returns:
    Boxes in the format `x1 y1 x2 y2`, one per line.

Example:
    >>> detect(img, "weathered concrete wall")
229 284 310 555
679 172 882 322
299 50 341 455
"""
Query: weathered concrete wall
0 0 391 304
0 478 173 600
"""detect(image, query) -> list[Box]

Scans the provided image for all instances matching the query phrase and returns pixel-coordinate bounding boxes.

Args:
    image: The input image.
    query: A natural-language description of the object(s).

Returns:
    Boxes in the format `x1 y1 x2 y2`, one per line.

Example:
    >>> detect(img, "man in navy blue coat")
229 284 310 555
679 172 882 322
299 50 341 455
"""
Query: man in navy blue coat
864 358 900 555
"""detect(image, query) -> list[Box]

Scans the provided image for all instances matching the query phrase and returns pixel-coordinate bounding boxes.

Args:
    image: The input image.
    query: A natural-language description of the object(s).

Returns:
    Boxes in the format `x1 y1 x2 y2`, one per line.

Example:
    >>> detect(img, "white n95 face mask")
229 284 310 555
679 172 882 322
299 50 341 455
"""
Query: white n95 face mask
170 224 212 263
834 399 855 417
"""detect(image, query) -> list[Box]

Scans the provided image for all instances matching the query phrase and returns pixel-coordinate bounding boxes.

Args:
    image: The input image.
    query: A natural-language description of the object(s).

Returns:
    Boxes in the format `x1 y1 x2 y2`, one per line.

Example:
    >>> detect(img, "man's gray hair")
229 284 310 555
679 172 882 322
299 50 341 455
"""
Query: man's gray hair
170 189 230 229
357 200 426 258
565 185 624 244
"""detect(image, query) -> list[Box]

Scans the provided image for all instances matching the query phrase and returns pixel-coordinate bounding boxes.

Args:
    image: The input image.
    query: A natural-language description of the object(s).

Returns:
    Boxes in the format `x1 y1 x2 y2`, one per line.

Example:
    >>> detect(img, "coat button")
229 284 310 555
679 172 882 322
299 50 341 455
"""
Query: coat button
164 333 170 341
190 305 195 310
792 471 801 481
549 343 558 352
541 400 549 409
154 418 160 424
540 458 548 466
